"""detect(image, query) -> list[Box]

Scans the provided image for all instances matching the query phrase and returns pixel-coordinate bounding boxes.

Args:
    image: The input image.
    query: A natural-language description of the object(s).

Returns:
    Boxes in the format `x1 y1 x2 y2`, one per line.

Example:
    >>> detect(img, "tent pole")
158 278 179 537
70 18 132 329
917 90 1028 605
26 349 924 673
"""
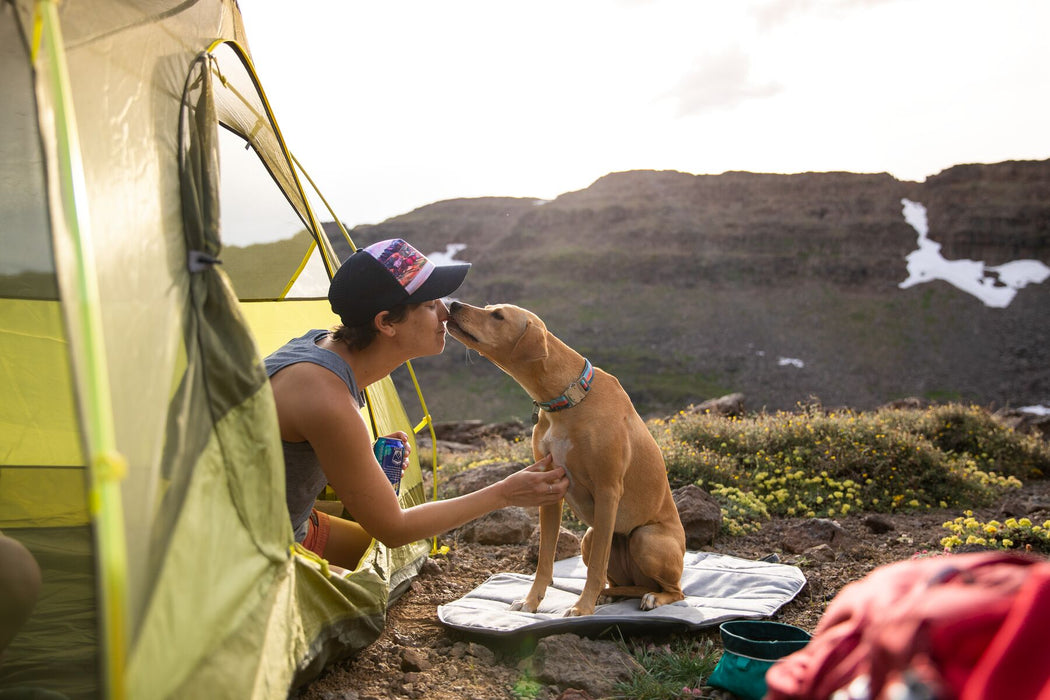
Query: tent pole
33 2 128 698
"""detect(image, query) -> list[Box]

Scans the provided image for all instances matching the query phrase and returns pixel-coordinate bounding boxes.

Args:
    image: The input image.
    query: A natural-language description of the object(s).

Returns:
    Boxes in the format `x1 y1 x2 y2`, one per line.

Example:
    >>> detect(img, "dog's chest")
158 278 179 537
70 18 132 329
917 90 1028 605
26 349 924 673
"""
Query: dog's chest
535 424 598 521
539 433 573 468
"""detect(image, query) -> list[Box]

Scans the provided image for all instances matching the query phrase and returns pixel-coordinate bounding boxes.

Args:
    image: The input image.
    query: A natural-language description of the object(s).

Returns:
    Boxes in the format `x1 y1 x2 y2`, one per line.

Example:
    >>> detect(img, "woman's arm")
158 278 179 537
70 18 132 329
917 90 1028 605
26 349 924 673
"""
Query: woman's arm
290 367 568 548
389 455 564 547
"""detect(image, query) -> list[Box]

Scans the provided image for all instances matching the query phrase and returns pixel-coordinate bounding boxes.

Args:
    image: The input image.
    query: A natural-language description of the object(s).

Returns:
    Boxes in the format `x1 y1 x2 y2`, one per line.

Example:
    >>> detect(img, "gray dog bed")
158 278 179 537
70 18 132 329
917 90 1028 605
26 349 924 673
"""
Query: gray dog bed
437 551 807 639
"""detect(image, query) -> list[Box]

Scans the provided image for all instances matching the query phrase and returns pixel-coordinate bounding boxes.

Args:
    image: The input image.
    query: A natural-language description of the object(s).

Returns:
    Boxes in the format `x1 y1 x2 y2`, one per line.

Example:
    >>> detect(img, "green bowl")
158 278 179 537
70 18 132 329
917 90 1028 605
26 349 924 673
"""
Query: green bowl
718 620 811 661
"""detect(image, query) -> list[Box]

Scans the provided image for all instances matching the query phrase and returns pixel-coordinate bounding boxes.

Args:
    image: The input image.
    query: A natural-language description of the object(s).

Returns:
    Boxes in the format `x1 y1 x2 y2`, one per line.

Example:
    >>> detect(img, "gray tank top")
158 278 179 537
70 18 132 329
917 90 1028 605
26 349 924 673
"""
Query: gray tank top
264 329 365 542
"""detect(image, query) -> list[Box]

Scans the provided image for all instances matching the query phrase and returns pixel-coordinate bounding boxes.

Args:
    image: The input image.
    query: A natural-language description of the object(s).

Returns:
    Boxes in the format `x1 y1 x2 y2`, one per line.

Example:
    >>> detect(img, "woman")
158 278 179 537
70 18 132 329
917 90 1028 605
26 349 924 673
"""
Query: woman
265 238 569 570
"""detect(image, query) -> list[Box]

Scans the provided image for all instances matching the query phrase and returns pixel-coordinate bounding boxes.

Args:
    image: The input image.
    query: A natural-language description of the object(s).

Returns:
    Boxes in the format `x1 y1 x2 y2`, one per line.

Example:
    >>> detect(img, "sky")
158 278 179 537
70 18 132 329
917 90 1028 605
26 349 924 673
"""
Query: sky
225 0 1050 245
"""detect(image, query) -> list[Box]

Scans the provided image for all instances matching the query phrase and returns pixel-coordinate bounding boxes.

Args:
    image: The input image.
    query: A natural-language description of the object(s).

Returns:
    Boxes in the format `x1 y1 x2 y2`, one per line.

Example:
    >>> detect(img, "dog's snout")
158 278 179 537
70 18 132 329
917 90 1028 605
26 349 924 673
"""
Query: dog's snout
449 301 462 313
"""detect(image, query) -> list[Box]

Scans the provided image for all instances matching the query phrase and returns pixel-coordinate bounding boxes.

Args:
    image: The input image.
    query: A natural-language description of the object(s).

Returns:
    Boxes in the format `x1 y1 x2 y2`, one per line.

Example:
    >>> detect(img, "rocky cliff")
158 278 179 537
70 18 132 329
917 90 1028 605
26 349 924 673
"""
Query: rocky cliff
346 160 1050 423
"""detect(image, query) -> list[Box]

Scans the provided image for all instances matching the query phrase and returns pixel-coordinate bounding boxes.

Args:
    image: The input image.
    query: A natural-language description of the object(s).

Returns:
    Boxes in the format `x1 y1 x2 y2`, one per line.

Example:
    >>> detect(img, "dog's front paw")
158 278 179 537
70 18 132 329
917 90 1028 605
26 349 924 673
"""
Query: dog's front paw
640 593 659 611
563 602 595 617
510 597 540 613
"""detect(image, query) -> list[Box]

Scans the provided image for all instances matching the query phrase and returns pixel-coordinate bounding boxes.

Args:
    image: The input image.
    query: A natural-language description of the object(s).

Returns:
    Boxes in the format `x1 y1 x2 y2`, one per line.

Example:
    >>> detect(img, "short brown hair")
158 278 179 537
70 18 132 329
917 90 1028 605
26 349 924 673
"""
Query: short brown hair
331 303 412 351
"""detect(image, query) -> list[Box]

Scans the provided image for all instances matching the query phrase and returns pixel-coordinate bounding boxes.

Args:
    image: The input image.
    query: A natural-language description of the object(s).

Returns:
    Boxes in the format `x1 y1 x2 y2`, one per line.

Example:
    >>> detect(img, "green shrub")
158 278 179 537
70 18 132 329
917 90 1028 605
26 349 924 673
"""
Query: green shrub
941 512 1050 554
704 483 769 535
651 403 1045 518
893 403 1048 480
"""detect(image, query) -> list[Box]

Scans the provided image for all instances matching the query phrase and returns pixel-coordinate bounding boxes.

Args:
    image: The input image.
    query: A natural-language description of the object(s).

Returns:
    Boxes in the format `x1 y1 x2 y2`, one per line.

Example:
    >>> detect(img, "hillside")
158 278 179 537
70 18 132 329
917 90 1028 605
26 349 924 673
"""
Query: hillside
272 161 1050 423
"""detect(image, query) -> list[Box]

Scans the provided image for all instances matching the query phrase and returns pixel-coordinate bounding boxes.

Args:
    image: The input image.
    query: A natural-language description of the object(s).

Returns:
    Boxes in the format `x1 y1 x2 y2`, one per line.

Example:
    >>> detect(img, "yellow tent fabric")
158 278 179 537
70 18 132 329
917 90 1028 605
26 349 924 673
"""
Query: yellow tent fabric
1 1 432 697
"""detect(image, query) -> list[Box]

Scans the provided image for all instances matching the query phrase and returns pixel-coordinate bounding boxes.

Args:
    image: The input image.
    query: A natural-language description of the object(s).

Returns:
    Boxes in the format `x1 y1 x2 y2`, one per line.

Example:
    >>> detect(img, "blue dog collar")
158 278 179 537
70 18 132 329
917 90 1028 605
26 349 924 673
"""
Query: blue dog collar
533 359 594 421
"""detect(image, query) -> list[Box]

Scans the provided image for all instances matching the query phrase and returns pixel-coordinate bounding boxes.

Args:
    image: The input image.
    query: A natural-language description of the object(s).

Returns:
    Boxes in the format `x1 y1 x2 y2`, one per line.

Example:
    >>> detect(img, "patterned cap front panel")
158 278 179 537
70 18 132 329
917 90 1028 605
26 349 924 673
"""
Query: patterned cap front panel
363 239 435 294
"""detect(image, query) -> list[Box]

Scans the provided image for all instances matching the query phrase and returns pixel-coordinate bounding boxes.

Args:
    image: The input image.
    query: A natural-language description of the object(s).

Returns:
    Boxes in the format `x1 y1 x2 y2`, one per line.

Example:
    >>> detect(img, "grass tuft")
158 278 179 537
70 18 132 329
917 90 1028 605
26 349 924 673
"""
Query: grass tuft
613 636 720 700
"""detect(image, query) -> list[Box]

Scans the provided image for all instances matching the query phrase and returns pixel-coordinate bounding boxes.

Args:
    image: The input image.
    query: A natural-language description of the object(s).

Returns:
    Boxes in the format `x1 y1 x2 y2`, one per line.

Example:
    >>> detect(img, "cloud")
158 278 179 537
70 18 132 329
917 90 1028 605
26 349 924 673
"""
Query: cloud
666 47 782 116
754 0 902 31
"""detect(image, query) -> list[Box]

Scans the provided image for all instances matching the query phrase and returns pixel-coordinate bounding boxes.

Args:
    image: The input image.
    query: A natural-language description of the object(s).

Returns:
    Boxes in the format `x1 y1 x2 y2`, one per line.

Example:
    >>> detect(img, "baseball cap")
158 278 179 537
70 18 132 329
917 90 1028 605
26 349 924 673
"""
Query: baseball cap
329 238 470 326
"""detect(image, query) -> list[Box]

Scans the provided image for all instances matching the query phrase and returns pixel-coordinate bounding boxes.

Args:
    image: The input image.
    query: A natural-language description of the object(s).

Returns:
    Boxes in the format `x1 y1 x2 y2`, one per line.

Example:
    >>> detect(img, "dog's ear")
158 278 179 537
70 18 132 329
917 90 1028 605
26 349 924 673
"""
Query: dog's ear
510 320 548 363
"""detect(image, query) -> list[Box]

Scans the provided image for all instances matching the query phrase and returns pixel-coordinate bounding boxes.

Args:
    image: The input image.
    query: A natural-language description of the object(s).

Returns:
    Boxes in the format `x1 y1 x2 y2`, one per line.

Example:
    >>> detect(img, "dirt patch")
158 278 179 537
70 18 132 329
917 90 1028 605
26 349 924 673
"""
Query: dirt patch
293 479 1050 700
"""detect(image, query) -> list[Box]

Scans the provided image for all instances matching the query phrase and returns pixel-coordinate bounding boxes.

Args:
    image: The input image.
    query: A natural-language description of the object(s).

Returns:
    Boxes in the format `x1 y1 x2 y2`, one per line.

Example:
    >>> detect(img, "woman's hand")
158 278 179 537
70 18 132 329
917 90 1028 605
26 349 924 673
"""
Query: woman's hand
381 431 412 459
378 431 412 481
498 454 569 507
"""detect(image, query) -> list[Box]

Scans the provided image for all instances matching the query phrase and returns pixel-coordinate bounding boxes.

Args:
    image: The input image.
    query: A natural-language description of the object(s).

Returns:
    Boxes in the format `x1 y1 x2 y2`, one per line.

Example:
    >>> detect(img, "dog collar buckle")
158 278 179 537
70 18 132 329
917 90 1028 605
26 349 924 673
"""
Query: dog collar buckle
533 358 594 416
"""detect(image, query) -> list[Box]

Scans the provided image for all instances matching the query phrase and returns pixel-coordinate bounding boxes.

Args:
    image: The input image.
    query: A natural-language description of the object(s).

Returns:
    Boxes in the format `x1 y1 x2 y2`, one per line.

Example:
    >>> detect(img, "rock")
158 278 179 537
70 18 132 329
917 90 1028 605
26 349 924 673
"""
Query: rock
526 526 581 563
953 542 997 554
556 690 596 700
998 497 1029 519
994 408 1050 440
450 640 496 666
319 690 359 700
673 484 723 548
470 641 495 666
880 397 925 411
415 437 478 454
419 557 443 576
439 461 523 498
803 544 837 563
526 634 641 698
687 393 746 417
456 507 536 545
432 419 530 444
862 514 896 534
400 649 431 672
998 492 1050 518
781 518 854 554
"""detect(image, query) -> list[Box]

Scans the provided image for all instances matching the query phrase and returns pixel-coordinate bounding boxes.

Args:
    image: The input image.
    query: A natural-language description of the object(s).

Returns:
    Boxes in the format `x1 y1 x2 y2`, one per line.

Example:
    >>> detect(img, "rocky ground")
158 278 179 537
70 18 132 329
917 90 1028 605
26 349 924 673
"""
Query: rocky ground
292 474 1050 700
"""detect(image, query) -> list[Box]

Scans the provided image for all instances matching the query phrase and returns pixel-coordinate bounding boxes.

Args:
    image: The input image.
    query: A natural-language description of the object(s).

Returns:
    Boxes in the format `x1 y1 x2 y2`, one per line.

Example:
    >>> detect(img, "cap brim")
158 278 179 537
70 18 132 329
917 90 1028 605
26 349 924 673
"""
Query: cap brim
405 262 470 304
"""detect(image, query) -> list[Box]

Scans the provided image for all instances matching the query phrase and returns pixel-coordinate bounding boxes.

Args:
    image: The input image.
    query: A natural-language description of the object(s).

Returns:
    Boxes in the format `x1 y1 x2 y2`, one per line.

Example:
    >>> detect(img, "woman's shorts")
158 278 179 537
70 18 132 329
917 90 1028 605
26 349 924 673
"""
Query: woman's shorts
301 508 331 556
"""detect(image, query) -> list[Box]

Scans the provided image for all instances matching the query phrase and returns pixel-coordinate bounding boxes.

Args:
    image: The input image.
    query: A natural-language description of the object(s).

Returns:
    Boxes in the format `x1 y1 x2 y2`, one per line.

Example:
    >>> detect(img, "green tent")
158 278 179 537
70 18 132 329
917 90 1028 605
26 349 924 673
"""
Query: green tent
1 1 436 697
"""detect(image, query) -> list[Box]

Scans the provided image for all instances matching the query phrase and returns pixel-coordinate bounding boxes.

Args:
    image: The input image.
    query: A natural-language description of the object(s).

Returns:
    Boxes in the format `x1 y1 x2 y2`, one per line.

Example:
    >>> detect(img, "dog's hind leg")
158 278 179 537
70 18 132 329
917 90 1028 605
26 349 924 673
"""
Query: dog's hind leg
627 522 686 610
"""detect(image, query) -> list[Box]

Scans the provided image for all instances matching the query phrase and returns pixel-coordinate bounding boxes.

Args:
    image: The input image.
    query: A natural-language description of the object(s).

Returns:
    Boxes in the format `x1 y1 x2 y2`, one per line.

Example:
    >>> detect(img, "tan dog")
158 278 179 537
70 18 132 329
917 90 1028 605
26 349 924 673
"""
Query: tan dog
446 301 686 616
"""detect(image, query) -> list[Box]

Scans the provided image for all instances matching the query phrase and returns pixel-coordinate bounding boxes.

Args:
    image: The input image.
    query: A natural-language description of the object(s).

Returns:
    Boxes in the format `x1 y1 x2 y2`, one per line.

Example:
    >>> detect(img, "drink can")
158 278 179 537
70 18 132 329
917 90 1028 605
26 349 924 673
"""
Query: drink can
373 437 405 493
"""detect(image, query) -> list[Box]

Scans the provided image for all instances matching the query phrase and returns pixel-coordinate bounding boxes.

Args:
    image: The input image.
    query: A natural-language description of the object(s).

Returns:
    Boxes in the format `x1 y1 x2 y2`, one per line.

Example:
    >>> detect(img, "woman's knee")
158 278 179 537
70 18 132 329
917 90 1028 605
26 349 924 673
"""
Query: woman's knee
323 516 373 570
0 535 42 652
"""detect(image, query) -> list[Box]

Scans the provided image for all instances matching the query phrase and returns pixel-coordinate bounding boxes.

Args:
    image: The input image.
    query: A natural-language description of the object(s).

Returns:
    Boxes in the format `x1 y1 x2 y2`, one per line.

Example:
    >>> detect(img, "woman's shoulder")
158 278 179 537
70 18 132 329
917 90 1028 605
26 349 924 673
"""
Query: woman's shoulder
266 330 365 406
265 330 335 374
